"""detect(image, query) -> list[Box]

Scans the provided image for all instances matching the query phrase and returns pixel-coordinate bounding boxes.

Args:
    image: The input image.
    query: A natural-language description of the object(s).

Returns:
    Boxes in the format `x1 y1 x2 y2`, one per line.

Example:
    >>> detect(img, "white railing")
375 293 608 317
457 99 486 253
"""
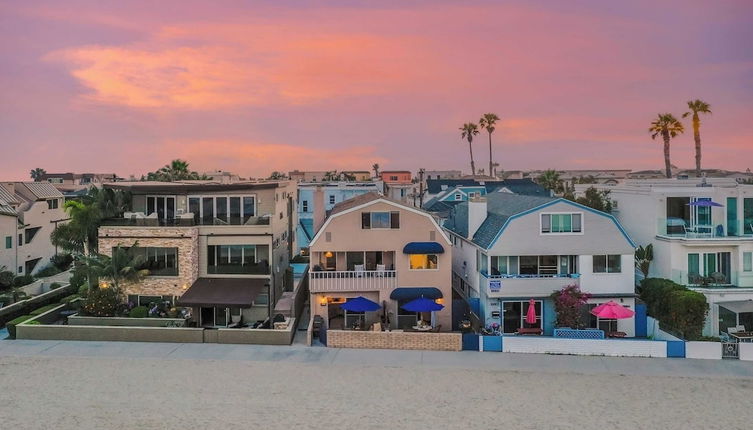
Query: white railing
309 270 397 292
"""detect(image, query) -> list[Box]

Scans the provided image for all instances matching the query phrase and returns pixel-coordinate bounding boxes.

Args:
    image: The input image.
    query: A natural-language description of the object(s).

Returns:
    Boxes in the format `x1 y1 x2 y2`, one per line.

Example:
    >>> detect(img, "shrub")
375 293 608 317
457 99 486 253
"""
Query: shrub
129 306 149 318
639 278 684 317
49 282 62 290
69 263 89 289
551 284 591 329
78 283 90 298
12 275 35 287
51 253 74 271
35 265 62 279
640 277 708 340
7 315 34 339
61 294 80 304
30 303 61 316
81 287 120 317
0 268 14 290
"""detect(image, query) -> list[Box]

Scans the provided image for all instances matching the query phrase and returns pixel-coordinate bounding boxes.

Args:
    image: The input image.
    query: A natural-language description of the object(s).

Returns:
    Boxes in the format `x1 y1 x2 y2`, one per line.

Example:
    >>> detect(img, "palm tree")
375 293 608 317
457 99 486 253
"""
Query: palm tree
267 171 286 180
536 169 562 195
29 168 46 181
649 113 685 178
460 122 479 178
51 200 101 256
146 159 207 181
372 163 380 178
635 244 654 280
479 113 500 178
82 245 148 293
682 99 712 177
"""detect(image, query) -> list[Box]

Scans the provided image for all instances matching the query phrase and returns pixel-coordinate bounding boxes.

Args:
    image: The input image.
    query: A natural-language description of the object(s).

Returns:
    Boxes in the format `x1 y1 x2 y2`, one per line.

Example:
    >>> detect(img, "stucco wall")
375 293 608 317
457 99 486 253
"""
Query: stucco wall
502 336 666 357
17 199 66 275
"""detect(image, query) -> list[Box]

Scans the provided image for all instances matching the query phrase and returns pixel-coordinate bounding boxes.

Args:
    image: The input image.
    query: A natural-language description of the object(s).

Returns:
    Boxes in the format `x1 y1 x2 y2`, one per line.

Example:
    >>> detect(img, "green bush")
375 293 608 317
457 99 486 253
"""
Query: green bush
51 253 74 271
12 275 35 287
128 306 149 318
69 264 89 289
81 287 120 317
25 320 41 325
7 315 34 339
639 277 708 340
0 268 14 289
61 294 80 304
49 282 62 290
35 265 62 279
30 303 61 316
78 283 89 298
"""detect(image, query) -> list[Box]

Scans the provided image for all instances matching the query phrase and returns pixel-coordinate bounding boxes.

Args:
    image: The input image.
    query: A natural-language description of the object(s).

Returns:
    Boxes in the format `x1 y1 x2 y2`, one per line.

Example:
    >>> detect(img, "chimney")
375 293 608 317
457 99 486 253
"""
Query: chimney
467 196 487 239
313 186 326 232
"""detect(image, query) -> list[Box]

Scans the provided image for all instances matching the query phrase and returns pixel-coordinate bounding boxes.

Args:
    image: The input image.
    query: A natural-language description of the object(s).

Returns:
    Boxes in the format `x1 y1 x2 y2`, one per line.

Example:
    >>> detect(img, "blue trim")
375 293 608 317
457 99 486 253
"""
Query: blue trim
483 198 636 250
403 241 445 254
390 287 443 300
666 341 686 358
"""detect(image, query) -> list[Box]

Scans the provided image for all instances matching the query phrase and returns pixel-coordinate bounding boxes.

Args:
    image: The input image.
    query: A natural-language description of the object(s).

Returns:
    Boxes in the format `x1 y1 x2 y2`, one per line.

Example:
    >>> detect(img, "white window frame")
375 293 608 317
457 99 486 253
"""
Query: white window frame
329 195 336 205
744 252 752 272
540 212 584 235
592 254 622 274
454 193 463 201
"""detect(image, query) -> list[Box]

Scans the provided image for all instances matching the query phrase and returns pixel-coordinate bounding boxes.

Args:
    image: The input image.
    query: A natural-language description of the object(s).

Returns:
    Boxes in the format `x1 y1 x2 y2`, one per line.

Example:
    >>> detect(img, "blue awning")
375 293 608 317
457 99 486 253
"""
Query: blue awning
402 242 445 254
390 287 443 300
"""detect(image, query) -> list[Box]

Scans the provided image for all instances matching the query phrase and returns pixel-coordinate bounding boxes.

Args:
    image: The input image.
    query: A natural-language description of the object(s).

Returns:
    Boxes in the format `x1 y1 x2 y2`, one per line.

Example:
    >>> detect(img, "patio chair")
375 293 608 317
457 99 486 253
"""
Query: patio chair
728 327 739 335
354 264 365 277
736 325 747 332
715 225 724 237
376 264 386 277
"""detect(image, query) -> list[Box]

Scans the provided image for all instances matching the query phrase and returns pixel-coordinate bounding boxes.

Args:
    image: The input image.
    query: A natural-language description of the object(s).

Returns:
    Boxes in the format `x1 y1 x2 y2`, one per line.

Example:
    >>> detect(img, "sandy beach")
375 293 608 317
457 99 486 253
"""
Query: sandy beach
1 351 752 430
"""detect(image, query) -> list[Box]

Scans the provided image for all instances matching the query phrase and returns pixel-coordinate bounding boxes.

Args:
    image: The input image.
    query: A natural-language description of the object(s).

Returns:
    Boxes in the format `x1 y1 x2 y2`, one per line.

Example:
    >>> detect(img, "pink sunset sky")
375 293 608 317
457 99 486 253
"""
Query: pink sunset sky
1 0 751 180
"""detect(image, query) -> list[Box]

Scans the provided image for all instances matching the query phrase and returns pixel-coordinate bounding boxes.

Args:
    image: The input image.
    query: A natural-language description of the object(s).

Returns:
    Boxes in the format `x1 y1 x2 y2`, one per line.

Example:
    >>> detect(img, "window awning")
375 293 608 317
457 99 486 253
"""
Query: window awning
178 278 268 308
718 300 753 314
402 242 445 254
390 287 443 301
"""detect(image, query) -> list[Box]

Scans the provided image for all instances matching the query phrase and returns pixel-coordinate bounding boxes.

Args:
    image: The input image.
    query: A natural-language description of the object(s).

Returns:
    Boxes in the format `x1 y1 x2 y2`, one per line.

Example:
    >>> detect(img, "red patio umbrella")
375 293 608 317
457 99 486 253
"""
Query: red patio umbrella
590 301 635 319
525 299 537 325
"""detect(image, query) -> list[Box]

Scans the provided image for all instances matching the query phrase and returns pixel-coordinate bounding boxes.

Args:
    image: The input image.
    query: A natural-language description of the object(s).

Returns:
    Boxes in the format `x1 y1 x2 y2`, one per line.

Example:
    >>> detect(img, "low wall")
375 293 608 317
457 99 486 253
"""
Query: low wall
502 336 667 358
739 343 753 361
16 324 205 343
685 341 722 360
217 318 296 345
67 315 187 327
327 330 462 351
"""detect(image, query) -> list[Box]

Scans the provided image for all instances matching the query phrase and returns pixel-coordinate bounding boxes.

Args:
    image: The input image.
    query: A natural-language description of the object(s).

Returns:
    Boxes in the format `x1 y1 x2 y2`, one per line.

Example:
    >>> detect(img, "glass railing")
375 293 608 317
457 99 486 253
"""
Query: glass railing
670 269 746 287
657 218 752 238
101 214 272 227
480 271 579 279
207 262 271 275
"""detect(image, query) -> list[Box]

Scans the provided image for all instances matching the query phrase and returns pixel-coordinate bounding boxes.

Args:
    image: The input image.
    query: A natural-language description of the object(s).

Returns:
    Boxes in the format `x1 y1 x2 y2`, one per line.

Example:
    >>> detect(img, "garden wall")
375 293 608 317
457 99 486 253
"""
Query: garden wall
16 324 205 343
217 318 297 345
327 330 462 351
67 315 186 327
739 343 753 361
0 283 76 325
685 341 722 360
502 336 667 358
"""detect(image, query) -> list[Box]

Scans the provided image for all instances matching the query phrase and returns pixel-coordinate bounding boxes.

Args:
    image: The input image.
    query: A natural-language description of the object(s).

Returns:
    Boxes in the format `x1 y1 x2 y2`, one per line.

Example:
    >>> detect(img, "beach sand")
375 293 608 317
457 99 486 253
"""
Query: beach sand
0 355 751 429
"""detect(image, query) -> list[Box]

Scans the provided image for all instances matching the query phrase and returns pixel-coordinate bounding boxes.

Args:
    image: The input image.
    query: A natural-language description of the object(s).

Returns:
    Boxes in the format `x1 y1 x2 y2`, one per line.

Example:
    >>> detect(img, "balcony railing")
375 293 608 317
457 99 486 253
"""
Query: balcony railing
101 215 271 227
657 217 753 239
481 271 579 279
480 272 580 296
309 270 397 292
671 270 746 288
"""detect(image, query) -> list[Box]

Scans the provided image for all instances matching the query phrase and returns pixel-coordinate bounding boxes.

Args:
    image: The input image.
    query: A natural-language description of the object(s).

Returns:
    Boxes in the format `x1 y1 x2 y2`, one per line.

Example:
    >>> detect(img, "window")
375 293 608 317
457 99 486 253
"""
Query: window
468 192 477 198
188 195 256 224
593 255 621 273
4 236 11 249
361 211 399 229
302 200 309 212
146 196 175 220
207 244 270 274
47 199 59 210
329 195 336 205
743 252 752 272
47 178 63 184
132 247 179 276
24 227 41 244
390 176 398 181
409 254 438 270
18 234 22 246
744 198 753 235
502 300 542 334
541 213 582 233
454 193 462 201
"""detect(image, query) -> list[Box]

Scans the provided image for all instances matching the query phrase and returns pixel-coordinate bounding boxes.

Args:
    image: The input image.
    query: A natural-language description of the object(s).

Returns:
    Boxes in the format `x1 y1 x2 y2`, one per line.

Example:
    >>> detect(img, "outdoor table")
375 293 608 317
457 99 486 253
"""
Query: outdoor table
606 331 627 338
730 332 753 342
412 325 432 331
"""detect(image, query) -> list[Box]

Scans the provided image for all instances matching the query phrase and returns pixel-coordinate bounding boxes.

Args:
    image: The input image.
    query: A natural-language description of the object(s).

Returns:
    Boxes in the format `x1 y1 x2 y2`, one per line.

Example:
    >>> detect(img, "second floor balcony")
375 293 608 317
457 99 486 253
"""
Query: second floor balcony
101 212 272 227
481 271 580 297
309 270 398 292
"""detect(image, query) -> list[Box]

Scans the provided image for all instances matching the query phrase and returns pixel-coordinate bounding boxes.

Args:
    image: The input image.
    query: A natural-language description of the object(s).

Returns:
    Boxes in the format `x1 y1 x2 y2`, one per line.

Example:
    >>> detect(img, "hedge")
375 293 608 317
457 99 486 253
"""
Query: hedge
7 315 34 339
30 303 62 316
640 278 708 340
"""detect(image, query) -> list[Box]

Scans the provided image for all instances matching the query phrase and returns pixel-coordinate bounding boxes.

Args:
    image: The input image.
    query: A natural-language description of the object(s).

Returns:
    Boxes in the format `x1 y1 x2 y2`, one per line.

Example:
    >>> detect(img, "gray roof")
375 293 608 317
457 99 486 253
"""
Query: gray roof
20 182 64 200
0 201 16 217
444 193 556 249
0 186 19 205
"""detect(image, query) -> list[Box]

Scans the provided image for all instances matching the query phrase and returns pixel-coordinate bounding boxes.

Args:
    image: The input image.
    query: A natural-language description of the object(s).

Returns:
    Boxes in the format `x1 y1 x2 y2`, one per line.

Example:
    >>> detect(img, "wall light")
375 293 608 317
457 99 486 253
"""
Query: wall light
435 298 444 305
320 296 328 306
324 251 334 258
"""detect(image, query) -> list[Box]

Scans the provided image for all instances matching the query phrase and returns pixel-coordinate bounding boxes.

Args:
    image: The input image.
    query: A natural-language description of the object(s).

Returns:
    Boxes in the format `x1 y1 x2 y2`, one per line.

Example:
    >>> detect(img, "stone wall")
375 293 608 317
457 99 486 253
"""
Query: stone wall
99 227 199 297
327 330 461 351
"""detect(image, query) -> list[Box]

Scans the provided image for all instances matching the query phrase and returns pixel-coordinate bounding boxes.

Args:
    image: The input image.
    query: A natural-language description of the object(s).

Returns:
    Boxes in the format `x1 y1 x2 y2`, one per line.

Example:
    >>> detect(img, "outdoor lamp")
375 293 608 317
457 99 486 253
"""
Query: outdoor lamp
320 296 328 306
324 251 333 258
435 298 444 305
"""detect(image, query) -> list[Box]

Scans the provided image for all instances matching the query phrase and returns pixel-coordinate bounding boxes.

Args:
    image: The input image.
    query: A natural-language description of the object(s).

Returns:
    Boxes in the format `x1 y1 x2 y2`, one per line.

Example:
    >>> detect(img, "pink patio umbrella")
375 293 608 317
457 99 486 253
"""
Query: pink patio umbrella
590 301 635 319
525 299 537 325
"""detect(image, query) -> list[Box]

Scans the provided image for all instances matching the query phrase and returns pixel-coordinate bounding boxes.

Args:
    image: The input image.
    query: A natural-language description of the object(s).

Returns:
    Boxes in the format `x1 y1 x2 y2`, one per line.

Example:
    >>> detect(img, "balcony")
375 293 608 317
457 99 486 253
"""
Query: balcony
309 270 397 293
671 270 751 288
657 217 753 242
101 213 271 227
481 272 579 297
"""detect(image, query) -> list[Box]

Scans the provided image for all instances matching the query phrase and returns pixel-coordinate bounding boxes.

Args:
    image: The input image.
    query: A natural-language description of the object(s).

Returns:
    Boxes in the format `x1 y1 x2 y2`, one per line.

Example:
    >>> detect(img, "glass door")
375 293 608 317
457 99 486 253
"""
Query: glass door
727 197 738 236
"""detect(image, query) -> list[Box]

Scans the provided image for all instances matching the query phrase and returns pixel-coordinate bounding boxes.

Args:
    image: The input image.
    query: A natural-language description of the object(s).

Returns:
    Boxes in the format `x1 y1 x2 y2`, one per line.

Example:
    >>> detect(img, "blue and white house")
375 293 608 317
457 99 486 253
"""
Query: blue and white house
296 181 383 254
445 193 638 336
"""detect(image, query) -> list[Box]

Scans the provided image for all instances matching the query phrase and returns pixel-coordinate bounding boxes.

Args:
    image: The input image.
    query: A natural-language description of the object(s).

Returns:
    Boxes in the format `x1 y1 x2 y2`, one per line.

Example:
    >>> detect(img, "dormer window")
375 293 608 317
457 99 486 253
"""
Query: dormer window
361 211 400 229
541 213 582 233
454 193 462 201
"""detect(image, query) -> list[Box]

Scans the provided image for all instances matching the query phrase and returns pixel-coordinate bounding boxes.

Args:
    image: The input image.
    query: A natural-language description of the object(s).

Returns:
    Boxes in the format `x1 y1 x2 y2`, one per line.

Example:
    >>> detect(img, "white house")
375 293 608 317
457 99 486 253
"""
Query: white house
444 193 637 336
582 178 753 337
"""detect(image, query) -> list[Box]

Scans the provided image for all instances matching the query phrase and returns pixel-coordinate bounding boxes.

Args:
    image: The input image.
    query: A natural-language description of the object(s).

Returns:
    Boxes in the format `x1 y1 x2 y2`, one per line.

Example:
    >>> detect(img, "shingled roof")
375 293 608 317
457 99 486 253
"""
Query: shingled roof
19 182 64 200
426 178 548 197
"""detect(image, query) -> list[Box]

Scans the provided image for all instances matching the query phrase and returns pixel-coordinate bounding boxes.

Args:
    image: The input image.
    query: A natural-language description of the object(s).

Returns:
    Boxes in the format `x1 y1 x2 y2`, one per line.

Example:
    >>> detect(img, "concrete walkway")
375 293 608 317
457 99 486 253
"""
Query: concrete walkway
2 339 752 380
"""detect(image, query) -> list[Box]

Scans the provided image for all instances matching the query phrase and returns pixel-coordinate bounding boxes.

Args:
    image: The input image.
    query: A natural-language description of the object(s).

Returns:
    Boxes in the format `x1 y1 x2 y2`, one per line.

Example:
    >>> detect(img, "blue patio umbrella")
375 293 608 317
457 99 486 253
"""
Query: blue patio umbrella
400 296 445 312
340 296 381 312
687 200 723 207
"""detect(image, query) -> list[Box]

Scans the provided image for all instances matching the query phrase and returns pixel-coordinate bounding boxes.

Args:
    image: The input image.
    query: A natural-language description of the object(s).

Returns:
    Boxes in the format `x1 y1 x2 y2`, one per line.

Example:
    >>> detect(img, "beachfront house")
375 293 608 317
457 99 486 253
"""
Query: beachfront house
584 178 753 336
308 192 453 331
445 193 637 336
98 180 296 328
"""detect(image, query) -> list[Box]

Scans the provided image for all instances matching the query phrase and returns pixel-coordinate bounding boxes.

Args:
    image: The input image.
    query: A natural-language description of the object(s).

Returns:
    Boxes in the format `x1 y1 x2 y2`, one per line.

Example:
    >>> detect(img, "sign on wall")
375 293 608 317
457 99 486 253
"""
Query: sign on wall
489 279 502 292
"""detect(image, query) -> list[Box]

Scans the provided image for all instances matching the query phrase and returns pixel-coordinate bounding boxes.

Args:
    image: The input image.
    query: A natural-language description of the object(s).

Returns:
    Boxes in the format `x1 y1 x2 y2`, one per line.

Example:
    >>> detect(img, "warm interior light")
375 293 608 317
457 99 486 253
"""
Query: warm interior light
435 298 444 305
324 251 333 258
182 284 188 290
319 296 328 306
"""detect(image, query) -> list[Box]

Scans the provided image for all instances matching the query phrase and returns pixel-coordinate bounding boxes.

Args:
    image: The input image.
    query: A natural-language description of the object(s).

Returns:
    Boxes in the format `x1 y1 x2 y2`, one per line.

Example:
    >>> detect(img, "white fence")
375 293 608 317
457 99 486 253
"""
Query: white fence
685 341 723 360
502 336 667 358
309 270 397 292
